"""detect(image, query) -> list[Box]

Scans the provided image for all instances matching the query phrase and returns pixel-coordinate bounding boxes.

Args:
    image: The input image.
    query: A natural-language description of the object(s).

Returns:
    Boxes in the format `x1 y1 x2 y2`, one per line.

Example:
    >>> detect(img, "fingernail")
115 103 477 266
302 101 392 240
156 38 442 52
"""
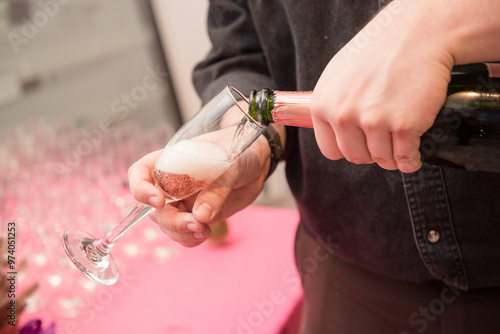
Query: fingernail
193 232 206 240
186 223 198 232
148 196 159 208
196 203 213 220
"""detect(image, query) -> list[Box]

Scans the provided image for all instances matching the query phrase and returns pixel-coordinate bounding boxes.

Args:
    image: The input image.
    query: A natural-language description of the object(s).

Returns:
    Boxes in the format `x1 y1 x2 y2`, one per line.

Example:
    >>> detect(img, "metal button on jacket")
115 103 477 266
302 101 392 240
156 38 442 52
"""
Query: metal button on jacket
428 230 440 243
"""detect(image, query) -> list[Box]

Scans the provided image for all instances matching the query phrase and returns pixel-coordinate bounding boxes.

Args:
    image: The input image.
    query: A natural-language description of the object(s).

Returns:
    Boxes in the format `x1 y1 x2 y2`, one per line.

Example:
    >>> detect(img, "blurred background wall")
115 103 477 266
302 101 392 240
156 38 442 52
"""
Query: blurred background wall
0 0 294 208
0 0 181 128
150 0 210 120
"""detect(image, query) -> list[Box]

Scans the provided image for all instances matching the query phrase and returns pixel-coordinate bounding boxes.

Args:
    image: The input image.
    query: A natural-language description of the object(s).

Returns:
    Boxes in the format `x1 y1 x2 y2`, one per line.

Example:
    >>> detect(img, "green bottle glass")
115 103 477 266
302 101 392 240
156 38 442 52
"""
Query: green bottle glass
248 63 500 172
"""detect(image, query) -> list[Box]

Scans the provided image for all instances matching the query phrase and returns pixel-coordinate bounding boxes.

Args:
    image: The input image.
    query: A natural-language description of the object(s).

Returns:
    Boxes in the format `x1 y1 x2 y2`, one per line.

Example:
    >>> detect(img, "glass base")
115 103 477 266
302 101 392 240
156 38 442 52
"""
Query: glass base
63 230 119 285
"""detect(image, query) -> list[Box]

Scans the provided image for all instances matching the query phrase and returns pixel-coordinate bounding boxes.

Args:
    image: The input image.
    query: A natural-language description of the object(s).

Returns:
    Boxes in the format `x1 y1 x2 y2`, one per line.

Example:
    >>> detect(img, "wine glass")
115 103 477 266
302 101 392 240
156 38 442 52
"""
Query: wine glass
62 86 265 285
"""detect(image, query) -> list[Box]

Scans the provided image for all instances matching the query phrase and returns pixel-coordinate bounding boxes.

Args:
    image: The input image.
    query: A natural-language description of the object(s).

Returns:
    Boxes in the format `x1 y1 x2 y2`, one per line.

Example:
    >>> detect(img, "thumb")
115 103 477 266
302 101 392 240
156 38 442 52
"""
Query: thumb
191 167 239 224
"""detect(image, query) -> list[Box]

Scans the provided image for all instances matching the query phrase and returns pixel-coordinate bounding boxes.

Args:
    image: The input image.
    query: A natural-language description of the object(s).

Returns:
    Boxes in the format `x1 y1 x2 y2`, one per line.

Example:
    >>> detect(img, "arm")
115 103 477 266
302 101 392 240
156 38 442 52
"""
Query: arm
311 0 500 173
193 0 276 103
128 0 285 247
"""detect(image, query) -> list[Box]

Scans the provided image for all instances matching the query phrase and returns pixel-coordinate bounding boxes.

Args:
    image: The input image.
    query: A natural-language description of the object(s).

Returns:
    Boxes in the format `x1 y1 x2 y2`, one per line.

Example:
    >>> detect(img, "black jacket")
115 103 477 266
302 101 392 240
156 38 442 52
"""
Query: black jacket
193 0 500 291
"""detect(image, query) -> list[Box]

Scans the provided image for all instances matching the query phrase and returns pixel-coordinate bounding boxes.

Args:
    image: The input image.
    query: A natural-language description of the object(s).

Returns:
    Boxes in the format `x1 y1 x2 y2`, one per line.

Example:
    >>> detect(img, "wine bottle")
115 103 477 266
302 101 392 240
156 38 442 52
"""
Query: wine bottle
248 63 500 172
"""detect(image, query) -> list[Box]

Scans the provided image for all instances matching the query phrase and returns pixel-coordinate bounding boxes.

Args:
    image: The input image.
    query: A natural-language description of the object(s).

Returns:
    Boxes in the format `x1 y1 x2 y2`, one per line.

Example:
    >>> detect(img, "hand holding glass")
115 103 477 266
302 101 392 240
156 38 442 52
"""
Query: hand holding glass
63 86 264 285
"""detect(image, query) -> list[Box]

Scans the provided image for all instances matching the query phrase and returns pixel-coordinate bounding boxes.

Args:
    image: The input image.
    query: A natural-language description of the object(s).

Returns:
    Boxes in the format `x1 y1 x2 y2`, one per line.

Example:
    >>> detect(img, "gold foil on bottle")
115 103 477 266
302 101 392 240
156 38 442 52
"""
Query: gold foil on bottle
273 91 314 128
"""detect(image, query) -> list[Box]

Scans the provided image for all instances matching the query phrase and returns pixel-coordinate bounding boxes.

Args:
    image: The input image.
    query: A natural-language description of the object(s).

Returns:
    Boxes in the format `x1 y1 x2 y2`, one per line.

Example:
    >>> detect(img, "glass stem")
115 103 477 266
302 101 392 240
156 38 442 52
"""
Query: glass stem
93 203 155 255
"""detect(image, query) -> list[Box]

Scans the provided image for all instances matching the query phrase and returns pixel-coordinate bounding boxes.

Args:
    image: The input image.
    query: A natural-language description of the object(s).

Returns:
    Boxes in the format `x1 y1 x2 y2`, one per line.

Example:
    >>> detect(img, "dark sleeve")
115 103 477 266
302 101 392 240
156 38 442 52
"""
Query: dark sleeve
192 0 275 104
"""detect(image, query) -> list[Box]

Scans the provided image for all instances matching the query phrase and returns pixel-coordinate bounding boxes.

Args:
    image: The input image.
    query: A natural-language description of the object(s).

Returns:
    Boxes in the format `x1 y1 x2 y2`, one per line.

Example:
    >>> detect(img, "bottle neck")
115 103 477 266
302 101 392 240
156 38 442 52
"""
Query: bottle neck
249 89 275 126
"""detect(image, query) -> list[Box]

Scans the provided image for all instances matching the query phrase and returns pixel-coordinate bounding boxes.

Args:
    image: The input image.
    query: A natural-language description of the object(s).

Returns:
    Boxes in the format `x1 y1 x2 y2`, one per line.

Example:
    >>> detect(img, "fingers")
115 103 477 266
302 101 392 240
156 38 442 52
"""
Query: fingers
392 130 423 173
146 160 246 247
364 127 398 170
192 168 239 224
333 125 373 165
313 109 421 172
128 150 165 209
150 206 212 247
129 150 212 246
132 134 269 247
312 120 344 160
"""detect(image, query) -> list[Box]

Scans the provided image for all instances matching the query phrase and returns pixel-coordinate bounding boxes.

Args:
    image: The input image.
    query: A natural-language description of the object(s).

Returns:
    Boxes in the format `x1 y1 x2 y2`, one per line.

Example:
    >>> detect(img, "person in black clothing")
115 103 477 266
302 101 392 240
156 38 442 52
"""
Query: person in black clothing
129 0 500 332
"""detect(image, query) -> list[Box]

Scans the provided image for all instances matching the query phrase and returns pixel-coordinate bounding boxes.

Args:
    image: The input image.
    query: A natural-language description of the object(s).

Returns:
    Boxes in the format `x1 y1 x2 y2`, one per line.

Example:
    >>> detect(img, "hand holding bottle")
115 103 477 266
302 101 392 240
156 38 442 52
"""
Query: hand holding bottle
310 0 500 173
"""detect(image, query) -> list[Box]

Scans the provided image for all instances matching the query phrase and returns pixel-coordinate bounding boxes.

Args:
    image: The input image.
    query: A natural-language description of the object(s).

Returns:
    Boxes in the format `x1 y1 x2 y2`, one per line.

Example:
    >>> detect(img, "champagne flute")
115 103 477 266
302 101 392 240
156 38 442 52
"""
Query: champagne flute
62 86 265 285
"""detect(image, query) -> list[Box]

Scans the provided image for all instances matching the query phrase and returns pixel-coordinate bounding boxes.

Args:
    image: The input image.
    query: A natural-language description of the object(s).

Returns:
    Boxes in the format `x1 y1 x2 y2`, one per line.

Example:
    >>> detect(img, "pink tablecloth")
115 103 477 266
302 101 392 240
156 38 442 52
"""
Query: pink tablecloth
27 205 302 334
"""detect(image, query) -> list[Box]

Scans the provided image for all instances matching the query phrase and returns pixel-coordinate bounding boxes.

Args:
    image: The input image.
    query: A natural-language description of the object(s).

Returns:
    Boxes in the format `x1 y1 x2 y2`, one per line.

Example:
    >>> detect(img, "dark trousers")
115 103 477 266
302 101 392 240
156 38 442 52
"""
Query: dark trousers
294 224 500 334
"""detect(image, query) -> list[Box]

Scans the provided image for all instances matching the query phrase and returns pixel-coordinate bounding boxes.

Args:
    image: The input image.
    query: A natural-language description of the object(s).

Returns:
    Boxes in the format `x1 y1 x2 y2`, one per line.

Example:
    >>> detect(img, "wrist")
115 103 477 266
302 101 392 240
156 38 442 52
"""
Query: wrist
407 0 500 65
260 124 286 179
